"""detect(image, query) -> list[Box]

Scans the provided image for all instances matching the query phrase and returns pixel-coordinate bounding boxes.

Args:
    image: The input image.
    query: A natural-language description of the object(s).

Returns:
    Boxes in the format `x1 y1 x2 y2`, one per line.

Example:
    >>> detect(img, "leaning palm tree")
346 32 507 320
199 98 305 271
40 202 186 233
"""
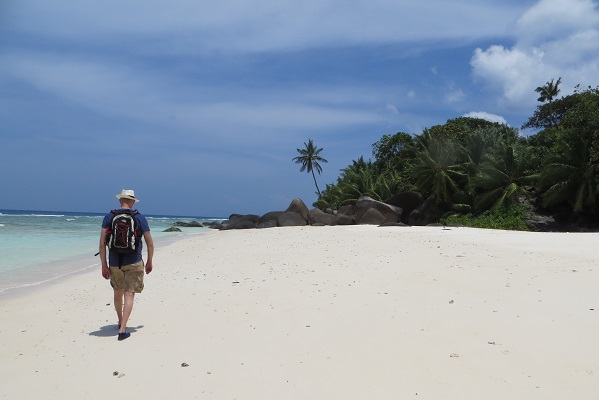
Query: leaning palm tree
293 139 328 198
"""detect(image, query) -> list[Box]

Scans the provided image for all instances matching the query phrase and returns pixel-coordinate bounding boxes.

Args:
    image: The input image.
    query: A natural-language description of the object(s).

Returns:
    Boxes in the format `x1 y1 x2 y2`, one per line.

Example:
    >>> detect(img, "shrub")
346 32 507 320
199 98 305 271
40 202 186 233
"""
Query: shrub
441 203 529 231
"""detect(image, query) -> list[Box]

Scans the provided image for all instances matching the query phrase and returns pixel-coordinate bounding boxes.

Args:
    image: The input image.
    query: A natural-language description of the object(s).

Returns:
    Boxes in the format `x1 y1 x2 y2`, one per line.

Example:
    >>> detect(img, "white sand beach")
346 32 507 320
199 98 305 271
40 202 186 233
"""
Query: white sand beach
1 225 598 399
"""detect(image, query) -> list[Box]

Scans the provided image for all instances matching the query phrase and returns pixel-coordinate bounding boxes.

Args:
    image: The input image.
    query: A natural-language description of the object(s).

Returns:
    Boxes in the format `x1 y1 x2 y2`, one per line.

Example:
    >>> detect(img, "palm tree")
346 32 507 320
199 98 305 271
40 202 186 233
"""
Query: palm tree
411 138 469 207
473 142 534 212
535 77 562 127
293 139 328 198
539 133 598 214
315 157 408 209
535 77 562 103
337 157 405 203
337 157 376 201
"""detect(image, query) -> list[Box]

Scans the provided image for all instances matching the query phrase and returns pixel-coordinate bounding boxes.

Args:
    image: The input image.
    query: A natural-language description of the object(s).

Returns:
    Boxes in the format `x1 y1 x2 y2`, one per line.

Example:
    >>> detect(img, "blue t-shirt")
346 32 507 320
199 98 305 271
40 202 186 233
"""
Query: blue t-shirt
102 209 150 267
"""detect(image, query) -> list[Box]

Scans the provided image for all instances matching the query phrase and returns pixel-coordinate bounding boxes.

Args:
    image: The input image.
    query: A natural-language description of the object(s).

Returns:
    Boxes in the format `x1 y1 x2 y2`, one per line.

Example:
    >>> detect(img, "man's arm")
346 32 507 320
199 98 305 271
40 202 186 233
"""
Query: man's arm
99 229 110 279
143 231 154 274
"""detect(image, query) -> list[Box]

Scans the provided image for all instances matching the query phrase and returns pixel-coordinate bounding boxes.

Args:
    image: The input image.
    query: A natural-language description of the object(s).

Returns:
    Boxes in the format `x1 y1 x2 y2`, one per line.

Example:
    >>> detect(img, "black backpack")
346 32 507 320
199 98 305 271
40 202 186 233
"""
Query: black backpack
106 209 141 254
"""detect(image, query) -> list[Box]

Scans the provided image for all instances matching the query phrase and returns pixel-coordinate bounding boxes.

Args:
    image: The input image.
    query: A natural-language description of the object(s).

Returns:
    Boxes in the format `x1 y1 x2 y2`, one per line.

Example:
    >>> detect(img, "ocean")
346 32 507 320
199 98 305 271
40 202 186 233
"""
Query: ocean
0 209 222 295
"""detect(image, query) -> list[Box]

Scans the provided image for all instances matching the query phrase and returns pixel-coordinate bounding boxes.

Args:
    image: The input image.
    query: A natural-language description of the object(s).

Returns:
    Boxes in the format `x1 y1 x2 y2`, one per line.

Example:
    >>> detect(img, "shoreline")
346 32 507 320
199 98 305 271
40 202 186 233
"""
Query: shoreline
0 229 212 299
1 225 598 399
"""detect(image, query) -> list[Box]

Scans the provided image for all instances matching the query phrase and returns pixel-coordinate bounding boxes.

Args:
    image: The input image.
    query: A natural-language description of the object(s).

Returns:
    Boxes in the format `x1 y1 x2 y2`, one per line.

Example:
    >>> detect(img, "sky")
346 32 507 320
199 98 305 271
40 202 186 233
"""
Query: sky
1 0 599 217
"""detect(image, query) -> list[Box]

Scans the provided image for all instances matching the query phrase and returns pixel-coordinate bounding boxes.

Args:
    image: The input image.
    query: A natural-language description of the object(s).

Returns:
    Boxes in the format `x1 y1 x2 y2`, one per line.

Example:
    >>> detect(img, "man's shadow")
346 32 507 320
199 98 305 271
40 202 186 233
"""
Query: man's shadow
89 324 143 337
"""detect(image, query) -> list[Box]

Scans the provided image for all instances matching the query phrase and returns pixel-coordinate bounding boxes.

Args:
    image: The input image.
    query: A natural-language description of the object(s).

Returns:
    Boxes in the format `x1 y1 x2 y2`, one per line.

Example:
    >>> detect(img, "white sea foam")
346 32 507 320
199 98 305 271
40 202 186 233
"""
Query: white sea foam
0 214 65 217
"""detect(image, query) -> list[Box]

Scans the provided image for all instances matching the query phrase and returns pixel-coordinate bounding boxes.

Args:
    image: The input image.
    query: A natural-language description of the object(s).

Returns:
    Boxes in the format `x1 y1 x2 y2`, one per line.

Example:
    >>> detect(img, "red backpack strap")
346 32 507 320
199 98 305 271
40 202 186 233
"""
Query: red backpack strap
132 210 142 237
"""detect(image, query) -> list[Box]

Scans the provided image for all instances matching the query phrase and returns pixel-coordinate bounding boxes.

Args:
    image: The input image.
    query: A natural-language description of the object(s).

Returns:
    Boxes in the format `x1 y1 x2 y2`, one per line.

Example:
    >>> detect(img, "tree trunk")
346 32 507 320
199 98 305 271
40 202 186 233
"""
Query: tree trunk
311 170 322 198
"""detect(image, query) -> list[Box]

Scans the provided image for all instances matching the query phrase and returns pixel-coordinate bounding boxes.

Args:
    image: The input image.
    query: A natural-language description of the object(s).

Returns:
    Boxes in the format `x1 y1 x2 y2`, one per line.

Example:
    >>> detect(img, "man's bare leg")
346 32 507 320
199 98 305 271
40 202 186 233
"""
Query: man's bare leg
119 291 135 333
113 288 124 327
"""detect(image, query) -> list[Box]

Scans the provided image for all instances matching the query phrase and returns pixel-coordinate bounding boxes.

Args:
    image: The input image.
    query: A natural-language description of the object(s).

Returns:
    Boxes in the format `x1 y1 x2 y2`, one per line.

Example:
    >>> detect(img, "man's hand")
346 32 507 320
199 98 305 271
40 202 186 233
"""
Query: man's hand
145 261 153 275
102 265 111 280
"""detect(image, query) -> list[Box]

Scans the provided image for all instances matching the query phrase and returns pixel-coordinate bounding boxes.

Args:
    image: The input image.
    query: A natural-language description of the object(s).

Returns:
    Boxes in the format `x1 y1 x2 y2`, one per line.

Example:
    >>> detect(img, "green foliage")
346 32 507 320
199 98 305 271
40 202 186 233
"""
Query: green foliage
524 127 560 172
535 77 561 103
337 158 381 201
411 138 469 204
315 183 345 209
464 125 521 174
559 86 599 148
537 86 599 215
473 142 536 212
421 117 503 146
539 131 598 213
315 157 411 209
372 131 416 172
522 85 590 130
441 203 529 231
313 83 599 225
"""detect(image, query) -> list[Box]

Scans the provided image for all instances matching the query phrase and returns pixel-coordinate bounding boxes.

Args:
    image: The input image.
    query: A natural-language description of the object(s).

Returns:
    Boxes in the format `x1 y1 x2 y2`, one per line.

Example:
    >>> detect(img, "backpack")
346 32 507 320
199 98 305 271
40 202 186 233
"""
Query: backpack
106 209 141 254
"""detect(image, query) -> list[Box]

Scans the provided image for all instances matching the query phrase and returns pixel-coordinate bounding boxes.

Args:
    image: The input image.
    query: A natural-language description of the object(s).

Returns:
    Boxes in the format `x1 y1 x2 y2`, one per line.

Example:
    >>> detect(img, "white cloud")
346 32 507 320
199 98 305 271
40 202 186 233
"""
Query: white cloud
515 0 599 45
462 111 508 125
0 51 383 148
471 0 599 109
385 103 400 114
5 1 528 53
445 85 466 104
471 45 558 105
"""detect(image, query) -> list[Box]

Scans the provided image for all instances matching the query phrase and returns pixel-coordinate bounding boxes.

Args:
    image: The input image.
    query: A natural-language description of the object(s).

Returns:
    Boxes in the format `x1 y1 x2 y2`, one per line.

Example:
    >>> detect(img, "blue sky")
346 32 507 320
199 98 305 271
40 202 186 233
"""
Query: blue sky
1 0 598 217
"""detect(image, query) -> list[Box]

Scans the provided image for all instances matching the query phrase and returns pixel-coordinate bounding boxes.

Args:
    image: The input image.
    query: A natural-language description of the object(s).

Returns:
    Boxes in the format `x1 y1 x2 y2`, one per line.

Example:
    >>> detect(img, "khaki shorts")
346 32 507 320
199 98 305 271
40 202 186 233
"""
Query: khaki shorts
110 261 145 293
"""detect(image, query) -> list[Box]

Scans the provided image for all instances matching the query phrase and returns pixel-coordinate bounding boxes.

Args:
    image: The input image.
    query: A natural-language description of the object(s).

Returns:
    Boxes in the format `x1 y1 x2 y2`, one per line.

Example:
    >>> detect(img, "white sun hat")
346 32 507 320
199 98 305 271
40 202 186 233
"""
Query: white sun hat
115 189 140 202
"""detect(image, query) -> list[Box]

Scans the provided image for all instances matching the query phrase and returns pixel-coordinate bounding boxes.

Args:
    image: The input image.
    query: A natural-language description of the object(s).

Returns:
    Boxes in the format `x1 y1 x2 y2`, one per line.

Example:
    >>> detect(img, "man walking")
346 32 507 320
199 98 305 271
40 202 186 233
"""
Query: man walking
99 189 154 341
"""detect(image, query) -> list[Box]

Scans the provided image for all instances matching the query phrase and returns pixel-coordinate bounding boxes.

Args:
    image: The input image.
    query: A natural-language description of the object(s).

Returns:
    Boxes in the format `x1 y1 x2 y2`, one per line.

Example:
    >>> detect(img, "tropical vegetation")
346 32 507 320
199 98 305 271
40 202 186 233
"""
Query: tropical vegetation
308 82 599 230
293 139 328 199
